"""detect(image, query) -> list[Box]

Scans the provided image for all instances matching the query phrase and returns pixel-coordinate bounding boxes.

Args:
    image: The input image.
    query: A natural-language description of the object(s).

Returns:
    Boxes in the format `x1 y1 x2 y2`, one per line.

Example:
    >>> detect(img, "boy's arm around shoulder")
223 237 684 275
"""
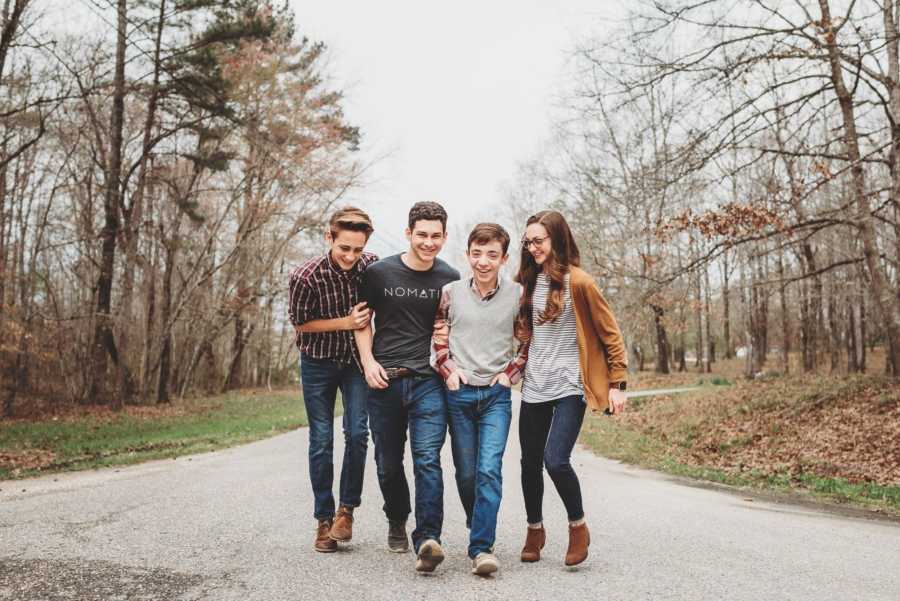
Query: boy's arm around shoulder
499 282 527 385
430 283 459 381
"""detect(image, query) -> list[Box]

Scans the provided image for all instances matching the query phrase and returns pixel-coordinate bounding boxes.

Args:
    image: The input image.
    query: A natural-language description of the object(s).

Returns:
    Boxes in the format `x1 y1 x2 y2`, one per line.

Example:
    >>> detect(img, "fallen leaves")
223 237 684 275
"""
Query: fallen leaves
619 374 900 486
0 449 56 474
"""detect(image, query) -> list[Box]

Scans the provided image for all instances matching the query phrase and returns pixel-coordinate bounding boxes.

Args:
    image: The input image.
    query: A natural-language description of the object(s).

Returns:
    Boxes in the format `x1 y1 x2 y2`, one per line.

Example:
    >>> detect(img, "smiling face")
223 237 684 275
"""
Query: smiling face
327 229 368 271
467 239 507 288
523 222 552 267
405 219 447 265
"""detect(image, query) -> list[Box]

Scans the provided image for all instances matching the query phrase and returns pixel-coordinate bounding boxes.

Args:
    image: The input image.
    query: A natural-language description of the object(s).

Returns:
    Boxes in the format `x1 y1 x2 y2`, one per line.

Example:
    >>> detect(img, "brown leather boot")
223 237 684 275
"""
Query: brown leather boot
565 522 590 566
315 519 337 553
329 505 354 542
520 526 546 562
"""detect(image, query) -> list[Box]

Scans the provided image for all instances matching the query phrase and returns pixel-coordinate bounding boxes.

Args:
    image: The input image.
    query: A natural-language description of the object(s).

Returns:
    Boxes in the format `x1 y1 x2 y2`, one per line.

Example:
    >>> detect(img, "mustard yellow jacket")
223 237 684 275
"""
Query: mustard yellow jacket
568 267 628 413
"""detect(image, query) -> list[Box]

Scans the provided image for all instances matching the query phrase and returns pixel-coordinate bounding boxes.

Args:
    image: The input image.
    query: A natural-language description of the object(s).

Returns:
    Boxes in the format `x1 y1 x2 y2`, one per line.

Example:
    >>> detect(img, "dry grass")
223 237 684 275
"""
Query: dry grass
616 375 900 485
583 349 900 513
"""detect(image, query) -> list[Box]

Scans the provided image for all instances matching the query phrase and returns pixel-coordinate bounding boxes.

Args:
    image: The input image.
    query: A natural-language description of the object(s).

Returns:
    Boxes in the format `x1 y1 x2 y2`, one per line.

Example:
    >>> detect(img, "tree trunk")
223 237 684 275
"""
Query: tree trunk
859 289 867 371
828 280 841 374
0 1 30 88
888 339 897 376
222 316 255 392
3 332 26 418
822 0 900 375
202 341 217 393
651 304 670 374
156 232 178 404
703 263 714 372
750 275 765 376
777 243 790 374
632 343 645 372
800 258 822 373
743 252 765 378
848 288 859 374
0 157 7 314
758 249 770 358
694 268 703 369
722 250 733 359
88 0 127 406
140 189 159 399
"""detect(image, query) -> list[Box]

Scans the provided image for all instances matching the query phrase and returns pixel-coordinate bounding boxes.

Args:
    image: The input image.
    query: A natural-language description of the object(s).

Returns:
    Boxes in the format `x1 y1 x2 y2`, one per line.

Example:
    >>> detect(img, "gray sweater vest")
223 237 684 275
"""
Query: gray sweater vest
447 278 521 386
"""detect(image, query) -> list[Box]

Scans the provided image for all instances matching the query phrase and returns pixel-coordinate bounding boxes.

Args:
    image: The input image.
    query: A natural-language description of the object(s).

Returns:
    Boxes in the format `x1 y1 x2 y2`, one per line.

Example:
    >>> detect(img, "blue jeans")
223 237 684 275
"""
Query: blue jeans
367 374 447 552
447 382 512 558
519 395 586 523
299 354 369 520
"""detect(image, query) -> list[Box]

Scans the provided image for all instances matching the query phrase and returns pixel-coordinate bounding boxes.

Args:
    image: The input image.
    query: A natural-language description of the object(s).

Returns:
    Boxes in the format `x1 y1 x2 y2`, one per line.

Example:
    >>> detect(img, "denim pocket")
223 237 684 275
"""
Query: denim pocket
492 383 513 403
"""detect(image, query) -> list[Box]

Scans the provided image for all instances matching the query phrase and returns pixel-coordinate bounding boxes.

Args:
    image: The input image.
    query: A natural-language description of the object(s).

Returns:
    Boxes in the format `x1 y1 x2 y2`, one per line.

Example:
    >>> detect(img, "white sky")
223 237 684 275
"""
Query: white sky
287 0 625 263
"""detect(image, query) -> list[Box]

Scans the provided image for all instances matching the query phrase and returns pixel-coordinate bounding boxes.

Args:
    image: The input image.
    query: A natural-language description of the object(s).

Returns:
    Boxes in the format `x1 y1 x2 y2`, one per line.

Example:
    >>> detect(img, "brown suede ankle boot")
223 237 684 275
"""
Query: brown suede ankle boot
315 519 337 553
565 522 590 566
520 526 546 562
329 505 354 542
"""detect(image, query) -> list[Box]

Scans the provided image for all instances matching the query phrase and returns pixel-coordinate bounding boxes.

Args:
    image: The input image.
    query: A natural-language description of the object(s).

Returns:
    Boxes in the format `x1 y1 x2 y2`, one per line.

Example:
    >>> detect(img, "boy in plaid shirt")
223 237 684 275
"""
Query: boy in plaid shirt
288 207 377 553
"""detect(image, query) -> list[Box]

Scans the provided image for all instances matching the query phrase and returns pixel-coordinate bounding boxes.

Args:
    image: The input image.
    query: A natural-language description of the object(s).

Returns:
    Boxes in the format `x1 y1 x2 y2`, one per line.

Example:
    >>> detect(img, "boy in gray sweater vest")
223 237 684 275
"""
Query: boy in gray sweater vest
431 223 527 576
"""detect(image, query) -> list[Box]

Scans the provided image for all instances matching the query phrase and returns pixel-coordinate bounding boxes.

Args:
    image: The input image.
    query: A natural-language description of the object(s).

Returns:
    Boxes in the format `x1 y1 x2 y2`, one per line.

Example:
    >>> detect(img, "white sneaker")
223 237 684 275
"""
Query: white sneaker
472 552 499 575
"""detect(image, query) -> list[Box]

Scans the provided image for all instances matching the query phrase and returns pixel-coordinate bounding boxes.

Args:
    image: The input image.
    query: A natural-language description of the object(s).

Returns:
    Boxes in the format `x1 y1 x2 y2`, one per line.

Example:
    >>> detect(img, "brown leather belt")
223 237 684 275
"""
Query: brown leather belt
384 367 413 380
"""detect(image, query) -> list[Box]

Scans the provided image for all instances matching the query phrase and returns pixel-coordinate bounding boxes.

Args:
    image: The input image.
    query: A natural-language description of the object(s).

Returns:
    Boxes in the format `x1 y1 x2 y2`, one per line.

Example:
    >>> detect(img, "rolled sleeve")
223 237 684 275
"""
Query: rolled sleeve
503 340 529 385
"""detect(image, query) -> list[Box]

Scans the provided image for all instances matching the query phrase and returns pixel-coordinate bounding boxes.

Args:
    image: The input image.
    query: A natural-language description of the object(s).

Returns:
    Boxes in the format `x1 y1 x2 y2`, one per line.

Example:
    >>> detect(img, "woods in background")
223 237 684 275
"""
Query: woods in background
6 0 900 418
0 0 361 415
508 0 900 381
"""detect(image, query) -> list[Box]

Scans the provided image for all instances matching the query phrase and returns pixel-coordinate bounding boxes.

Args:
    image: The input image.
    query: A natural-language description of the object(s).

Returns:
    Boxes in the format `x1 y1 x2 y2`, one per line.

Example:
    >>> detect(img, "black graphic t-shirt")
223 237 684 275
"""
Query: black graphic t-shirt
360 253 460 375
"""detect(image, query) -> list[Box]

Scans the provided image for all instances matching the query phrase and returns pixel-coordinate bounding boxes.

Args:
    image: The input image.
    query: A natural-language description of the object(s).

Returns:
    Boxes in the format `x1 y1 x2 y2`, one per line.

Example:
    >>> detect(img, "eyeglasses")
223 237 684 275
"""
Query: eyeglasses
521 235 550 249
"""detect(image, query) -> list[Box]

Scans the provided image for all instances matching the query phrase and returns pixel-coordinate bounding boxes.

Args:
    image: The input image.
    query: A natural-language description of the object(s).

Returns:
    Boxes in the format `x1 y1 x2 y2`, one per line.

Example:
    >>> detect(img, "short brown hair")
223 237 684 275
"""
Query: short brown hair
407 201 447 232
467 223 510 255
329 206 374 239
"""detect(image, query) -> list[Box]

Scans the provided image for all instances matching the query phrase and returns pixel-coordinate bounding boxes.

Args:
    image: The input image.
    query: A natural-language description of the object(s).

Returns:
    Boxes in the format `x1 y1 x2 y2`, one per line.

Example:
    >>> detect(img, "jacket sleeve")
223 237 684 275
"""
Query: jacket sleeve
578 276 628 383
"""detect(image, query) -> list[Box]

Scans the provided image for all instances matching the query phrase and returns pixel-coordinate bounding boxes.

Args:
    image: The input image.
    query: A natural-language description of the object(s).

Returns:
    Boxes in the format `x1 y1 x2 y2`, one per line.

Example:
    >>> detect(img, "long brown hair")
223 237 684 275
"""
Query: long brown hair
514 210 581 341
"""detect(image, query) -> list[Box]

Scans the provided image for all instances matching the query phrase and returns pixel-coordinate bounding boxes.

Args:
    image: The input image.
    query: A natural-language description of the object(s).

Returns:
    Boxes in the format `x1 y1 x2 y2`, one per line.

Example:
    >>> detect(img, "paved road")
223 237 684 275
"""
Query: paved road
1 392 898 601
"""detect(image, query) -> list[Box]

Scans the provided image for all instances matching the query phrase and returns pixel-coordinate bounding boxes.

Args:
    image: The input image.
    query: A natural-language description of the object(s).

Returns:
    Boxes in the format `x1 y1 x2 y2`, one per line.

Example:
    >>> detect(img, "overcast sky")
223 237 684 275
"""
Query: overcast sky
287 0 625 262
48 1 624 267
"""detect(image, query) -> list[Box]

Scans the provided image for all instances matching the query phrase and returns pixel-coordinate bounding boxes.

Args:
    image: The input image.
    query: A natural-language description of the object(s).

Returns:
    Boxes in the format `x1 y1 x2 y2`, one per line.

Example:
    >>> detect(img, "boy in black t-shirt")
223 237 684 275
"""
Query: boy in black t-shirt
354 202 460 573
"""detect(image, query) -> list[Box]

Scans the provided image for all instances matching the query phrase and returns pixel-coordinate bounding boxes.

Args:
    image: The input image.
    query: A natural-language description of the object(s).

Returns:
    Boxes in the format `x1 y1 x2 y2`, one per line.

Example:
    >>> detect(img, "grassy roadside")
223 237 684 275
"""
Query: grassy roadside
0 388 307 480
580 374 900 517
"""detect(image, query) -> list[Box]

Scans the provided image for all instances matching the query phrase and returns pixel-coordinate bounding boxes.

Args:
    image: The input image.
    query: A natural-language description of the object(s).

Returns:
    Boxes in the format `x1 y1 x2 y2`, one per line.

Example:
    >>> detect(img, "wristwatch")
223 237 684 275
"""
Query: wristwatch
610 381 627 391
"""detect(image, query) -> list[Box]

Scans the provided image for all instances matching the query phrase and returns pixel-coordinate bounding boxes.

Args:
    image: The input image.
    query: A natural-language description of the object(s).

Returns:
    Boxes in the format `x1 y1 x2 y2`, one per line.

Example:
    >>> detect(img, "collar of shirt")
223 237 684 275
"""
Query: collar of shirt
469 277 500 302
325 251 365 278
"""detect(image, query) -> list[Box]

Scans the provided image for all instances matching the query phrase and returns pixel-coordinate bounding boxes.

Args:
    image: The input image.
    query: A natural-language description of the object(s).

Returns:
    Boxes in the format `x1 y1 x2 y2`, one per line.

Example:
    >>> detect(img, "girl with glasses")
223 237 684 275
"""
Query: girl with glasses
515 210 628 567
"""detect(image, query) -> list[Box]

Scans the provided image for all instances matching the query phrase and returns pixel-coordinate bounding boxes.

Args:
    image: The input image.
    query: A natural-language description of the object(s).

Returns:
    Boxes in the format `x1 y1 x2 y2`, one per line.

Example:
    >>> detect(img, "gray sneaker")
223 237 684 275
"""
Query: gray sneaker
472 552 499 576
415 539 445 573
388 519 409 553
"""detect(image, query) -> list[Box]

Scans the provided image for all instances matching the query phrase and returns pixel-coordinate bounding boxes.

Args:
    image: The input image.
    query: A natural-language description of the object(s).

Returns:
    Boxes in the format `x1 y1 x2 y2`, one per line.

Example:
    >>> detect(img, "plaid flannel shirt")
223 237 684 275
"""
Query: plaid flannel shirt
288 251 378 366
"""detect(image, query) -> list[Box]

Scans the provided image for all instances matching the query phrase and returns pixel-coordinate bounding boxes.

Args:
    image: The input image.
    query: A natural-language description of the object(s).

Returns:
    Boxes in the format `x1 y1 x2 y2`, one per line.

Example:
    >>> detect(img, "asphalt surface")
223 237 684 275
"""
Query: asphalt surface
2 391 898 601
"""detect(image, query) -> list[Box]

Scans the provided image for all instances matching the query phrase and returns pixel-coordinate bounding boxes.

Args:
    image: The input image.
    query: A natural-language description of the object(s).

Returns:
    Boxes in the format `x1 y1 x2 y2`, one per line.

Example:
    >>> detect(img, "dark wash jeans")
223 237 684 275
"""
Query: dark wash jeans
299 354 369 520
367 374 447 552
519 394 586 523
447 382 512 558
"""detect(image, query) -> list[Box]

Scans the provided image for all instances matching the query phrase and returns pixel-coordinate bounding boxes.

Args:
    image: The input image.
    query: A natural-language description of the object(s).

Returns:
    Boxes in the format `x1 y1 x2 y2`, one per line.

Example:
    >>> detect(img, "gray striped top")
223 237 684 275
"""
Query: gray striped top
522 273 584 404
